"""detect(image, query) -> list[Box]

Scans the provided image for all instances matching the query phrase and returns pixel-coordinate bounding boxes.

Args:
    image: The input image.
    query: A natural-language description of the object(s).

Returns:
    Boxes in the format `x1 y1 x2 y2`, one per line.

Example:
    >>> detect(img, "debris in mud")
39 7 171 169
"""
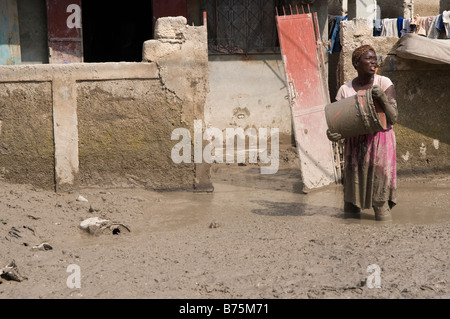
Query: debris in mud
32 242 53 251
88 204 100 213
76 195 89 202
79 217 131 236
0 260 27 282
5 225 36 245
209 221 220 229
8 227 22 239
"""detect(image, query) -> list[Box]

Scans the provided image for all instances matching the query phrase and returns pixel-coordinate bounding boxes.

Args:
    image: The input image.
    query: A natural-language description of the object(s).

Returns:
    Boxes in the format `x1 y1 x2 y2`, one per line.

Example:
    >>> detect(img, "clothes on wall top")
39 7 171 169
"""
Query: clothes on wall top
373 11 450 39
328 11 450 54
328 15 347 53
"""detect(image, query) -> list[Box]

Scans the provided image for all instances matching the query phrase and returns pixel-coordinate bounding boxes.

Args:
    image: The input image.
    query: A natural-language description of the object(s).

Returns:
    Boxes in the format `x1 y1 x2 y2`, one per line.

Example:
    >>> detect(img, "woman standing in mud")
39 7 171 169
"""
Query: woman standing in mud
327 44 398 221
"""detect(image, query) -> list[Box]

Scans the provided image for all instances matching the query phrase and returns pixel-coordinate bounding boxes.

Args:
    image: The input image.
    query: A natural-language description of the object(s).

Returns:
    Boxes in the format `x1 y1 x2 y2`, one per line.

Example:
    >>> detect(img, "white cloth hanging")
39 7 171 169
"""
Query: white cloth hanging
401 18 411 37
443 10 450 38
381 18 398 37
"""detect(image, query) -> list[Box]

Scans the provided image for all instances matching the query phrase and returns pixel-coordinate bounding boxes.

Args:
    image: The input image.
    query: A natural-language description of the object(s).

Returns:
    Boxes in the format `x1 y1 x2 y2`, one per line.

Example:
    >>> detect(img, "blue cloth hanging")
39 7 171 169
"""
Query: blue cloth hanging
329 16 347 53
436 14 444 32
397 17 404 37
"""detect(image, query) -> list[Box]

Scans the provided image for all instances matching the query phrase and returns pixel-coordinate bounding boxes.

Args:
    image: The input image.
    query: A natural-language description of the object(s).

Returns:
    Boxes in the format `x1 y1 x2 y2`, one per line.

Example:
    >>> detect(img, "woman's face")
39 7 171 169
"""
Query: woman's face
356 50 378 75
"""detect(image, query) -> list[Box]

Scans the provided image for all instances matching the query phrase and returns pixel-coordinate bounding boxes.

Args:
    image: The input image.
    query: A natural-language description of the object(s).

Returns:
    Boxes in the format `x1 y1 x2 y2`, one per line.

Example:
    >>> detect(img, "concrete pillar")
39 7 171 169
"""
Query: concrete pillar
404 0 414 19
143 16 213 192
52 77 79 188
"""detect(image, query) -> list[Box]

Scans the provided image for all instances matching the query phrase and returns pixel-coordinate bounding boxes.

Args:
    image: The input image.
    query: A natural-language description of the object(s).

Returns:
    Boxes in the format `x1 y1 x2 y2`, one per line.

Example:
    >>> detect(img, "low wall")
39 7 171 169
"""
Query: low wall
0 17 212 192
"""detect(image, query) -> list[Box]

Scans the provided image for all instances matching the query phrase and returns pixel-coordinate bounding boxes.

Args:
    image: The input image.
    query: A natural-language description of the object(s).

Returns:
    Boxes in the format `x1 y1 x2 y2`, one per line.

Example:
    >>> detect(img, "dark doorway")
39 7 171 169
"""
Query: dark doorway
82 1 153 62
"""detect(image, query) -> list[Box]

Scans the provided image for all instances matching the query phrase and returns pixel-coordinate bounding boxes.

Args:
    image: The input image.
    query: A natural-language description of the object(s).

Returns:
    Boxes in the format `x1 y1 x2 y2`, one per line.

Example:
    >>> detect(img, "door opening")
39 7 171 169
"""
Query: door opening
82 1 153 62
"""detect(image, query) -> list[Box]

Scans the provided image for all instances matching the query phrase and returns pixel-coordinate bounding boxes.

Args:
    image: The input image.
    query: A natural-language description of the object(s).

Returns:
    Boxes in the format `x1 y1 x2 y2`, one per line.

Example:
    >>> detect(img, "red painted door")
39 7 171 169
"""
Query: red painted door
46 0 83 64
276 12 337 192
152 0 188 29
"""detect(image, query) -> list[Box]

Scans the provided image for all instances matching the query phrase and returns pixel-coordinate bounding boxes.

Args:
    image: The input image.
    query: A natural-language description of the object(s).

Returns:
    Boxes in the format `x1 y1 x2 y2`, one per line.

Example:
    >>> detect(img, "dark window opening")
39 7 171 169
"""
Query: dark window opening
202 0 308 54
82 1 153 62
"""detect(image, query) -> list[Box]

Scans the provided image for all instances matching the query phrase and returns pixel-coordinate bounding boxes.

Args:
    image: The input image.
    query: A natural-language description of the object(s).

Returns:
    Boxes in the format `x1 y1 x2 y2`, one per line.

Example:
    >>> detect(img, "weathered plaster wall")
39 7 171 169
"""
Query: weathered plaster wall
338 18 450 175
205 55 292 147
76 78 197 190
383 57 450 175
203 0 329 150
376 0 408 18
413 0 440 16
143 16 212 191
0 82 54 188
0 17 212 192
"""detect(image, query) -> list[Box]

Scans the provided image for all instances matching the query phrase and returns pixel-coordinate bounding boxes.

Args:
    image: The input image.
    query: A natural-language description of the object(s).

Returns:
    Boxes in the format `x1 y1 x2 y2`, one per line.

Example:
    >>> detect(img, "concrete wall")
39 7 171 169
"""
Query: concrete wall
382 57 450 175
333 0 440 19
205 55 292 146
376 0 407 18
413 0 440 16
441 0 450 11
337 18 450 175
0 18 212 192
205 0 329 149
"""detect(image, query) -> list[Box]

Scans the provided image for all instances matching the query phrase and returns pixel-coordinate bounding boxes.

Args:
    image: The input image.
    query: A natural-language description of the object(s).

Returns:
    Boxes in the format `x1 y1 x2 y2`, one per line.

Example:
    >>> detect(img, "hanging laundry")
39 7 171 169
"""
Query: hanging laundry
436 14 444 34
424 16 434 35
373 19 382 36
427 15 441 39
443 10 450 38
411 14 426 36
401 18 411 37
397 17 404 37
328 15 347 53
381 18 398 37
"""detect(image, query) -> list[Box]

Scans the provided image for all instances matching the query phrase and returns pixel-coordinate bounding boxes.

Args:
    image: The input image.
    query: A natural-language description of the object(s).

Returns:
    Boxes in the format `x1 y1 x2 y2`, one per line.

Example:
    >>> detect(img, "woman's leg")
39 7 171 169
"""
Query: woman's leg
344 201 361 214
373 201 392 221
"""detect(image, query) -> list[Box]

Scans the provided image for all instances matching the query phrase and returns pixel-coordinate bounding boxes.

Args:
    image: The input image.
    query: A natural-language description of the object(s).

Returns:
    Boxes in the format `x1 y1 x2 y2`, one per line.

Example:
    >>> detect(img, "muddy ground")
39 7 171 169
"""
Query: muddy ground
0 146 449 300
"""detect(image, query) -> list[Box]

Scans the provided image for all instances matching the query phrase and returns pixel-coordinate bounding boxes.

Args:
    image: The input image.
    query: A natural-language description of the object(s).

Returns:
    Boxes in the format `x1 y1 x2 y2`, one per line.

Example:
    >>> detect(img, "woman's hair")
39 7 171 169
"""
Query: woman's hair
352 45 376 69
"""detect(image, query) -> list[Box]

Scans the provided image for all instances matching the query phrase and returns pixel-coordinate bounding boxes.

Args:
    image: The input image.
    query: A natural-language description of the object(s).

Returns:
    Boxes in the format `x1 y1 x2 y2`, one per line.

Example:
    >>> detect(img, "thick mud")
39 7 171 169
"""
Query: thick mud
0 157 449 299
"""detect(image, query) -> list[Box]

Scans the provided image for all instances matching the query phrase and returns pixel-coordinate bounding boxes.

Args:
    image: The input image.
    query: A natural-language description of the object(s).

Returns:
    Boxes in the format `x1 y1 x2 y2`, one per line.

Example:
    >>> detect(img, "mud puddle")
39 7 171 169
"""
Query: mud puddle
64 167 450 240
210 166 450 226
